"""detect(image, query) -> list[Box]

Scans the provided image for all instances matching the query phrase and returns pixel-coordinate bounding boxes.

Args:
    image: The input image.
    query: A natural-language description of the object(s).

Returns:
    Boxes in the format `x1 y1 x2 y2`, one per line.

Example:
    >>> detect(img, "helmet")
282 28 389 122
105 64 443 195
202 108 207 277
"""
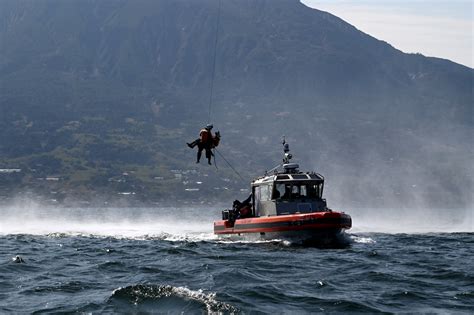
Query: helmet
206 124 213 130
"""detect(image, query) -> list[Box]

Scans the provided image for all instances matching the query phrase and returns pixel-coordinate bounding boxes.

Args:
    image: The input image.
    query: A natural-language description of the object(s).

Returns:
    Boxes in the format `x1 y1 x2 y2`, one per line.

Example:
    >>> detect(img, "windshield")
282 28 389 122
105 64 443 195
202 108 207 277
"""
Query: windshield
273 182 323 200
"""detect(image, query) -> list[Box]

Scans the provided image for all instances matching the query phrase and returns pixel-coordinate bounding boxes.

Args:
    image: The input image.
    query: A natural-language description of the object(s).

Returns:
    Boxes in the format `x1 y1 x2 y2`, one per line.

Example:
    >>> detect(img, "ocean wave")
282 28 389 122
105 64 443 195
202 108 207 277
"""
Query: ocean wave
110 284 238 313
350 235 376 244
37 231 219 243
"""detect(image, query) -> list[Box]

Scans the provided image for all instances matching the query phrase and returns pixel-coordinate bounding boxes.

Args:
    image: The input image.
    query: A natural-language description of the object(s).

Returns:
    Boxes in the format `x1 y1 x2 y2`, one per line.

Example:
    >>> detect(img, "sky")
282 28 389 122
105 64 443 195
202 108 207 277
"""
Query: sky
301 0 473 68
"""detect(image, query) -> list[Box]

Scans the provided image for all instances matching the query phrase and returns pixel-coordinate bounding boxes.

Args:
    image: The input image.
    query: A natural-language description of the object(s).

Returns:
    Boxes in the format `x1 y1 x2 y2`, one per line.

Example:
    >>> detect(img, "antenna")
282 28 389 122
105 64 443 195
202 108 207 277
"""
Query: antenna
282 137 292 163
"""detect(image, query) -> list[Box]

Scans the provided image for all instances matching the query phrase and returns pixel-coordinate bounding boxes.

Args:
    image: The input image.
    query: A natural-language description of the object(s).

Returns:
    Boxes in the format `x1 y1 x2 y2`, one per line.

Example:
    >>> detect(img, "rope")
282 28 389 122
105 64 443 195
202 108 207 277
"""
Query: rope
212 149 218 170
207 0 222 124
205 1 243 185
214 148 246 183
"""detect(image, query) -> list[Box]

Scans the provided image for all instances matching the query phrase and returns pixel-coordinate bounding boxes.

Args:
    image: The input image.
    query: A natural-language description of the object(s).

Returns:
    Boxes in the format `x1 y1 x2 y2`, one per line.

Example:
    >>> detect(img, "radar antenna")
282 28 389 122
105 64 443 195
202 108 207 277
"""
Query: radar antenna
265 137 299 175
282 136 292 164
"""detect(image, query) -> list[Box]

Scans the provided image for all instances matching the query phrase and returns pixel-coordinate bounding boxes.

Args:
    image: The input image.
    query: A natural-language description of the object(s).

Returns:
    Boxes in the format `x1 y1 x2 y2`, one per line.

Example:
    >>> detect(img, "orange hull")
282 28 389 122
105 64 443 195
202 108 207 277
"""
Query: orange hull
214 211 351 235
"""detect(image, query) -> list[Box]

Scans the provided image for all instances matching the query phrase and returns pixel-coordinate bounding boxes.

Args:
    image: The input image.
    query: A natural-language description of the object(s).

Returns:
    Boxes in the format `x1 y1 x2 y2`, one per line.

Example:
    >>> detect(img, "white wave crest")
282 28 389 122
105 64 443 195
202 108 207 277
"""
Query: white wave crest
111 284 237 313
350 235 376 244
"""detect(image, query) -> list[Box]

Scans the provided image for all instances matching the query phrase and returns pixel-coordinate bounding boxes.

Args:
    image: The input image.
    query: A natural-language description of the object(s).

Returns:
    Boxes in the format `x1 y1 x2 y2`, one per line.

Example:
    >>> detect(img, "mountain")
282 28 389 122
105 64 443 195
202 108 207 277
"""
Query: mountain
0 0 472 207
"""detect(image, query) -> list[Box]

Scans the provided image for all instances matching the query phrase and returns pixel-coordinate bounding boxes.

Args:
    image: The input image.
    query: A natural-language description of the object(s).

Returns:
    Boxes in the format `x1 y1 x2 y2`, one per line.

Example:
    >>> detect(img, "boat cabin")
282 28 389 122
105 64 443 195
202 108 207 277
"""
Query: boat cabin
251 163 327 217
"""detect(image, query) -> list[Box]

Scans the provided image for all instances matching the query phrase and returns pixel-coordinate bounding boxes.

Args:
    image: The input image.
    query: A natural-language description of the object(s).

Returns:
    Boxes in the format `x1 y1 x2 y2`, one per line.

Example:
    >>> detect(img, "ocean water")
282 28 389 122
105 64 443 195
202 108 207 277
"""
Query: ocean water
0 205 472 314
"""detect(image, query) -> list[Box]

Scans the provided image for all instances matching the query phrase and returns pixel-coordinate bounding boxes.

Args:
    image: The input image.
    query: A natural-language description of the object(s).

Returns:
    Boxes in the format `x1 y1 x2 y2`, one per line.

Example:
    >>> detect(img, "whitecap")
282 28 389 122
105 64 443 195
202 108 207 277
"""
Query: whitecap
110 284 238 313
350 235 376 244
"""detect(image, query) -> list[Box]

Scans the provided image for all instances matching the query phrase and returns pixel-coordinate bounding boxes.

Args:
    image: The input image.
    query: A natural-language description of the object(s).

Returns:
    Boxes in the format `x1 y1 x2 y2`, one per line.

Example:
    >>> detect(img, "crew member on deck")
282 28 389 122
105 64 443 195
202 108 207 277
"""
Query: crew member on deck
233 194 252 218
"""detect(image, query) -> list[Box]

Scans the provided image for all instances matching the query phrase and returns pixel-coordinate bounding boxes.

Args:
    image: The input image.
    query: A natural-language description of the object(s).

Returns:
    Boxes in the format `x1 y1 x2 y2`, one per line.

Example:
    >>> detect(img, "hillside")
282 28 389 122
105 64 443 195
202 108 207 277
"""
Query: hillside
0 0 472 207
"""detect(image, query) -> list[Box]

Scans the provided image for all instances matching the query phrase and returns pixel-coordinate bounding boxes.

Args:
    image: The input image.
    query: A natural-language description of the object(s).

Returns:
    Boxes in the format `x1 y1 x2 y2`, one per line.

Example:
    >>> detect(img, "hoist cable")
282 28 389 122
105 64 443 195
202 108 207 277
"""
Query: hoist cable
214 148 246 183
207 0 222 124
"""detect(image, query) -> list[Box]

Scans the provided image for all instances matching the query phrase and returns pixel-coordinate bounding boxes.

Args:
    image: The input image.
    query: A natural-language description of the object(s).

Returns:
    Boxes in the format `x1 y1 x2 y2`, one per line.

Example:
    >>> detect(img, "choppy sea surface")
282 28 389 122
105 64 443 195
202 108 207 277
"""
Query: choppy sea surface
0 205 472 314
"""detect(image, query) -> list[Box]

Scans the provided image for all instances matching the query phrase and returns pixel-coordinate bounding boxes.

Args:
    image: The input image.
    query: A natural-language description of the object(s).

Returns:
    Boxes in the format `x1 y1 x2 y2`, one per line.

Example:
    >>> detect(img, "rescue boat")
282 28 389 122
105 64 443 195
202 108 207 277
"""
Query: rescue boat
213 139 352 245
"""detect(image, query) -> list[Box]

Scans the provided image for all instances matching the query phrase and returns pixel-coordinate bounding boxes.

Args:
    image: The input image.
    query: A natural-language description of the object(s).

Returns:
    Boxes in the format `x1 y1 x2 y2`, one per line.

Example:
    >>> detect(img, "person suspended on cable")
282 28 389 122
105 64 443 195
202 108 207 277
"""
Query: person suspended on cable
187 124 220 164
187 124 213 149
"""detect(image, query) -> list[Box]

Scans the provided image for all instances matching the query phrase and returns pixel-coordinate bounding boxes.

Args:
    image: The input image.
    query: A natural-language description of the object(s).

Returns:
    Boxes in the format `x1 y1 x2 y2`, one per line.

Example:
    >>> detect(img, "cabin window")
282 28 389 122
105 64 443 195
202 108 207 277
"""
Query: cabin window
306 184 316 198
258 184 272 201
273 182 323 200
255 186 261 201
266 184 273 200
274 183 292 199
274 184 283 199
254 187 260 216
291 185 300 198
292 174 309 180
307 183 323 199
300 185 307 197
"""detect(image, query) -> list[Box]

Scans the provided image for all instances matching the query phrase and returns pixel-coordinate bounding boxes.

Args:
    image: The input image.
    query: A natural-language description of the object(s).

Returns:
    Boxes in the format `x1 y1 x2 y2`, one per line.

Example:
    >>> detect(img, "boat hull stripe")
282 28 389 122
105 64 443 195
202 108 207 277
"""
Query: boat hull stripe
214 217 351 234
